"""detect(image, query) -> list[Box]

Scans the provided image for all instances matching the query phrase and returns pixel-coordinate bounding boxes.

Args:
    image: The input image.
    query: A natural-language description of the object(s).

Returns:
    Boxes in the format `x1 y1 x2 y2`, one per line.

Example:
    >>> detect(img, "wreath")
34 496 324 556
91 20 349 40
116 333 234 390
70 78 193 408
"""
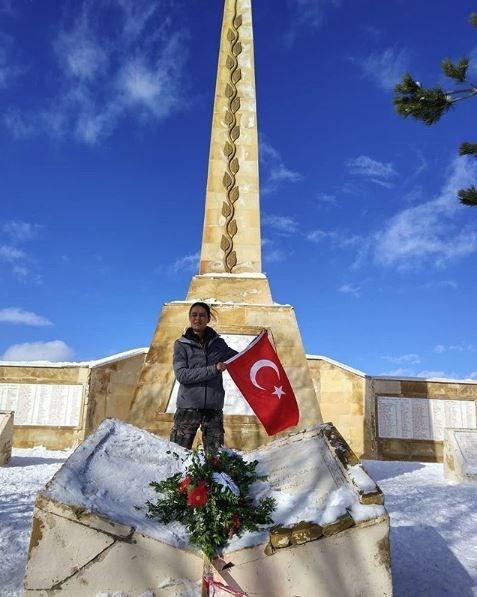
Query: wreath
146 448 276 560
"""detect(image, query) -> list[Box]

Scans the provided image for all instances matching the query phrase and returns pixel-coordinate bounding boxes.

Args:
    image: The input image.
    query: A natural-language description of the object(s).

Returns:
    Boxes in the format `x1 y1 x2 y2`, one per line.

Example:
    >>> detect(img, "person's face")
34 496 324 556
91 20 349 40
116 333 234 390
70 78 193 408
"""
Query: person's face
189 306 210 335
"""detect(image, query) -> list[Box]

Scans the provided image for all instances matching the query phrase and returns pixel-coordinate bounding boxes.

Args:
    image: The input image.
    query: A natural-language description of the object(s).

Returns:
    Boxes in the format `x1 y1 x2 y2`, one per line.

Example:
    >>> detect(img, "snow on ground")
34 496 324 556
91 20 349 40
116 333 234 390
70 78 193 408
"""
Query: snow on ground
1 448 477 596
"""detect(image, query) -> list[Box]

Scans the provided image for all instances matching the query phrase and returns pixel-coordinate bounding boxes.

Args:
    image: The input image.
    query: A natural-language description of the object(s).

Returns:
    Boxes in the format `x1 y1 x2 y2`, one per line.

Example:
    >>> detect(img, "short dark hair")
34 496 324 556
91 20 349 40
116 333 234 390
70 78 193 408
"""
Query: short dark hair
188 301 212 318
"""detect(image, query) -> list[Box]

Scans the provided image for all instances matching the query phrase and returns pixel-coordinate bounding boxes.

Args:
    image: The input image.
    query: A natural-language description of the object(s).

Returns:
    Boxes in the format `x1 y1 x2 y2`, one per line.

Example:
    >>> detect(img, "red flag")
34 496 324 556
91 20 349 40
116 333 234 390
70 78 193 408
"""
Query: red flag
225 331 299 435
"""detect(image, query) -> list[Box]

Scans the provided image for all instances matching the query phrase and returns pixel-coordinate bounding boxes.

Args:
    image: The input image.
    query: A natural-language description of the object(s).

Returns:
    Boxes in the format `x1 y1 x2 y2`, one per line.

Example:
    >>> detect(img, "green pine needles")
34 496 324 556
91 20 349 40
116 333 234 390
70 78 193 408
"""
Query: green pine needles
394 12 477 206
146 449 276 560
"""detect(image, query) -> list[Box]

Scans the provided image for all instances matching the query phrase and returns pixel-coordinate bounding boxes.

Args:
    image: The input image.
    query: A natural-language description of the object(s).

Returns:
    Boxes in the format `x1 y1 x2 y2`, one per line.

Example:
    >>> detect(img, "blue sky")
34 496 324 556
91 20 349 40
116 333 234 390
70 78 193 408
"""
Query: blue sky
1 0 477 379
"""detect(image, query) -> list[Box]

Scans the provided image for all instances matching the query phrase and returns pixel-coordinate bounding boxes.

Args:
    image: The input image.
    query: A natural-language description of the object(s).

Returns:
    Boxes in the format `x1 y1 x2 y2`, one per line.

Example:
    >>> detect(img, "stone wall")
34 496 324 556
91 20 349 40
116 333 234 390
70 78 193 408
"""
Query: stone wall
0 349 146 450
306 356 477 462
307 356 369 458
3 347 476 461
372 377 477 462
85 352 146 437
0 363 90 449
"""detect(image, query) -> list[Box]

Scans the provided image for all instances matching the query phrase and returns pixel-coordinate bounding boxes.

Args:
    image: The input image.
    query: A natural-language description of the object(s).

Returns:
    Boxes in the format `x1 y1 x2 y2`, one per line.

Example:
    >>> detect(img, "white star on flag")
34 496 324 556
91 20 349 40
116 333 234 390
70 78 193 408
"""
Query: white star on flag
272 385 285 399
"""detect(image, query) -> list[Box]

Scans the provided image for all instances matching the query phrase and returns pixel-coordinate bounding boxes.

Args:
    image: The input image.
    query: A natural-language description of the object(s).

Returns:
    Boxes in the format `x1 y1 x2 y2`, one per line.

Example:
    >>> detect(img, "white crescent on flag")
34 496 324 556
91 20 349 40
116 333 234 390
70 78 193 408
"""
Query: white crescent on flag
249 359 280 390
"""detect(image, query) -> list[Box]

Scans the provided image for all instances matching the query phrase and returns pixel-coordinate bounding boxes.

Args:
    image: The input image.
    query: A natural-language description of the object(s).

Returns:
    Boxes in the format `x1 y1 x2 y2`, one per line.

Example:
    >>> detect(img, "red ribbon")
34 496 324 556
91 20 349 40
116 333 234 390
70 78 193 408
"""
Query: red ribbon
203 574 248 596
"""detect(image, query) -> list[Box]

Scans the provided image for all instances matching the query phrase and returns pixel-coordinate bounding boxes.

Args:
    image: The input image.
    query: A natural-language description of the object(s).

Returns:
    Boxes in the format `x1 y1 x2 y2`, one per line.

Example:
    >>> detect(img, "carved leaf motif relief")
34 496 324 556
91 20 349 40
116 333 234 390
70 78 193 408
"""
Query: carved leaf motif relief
221 235 231 252
221 1 242 273
223 172 233 189
222 202 232 218
231 97 240 113
229 187 239 203
224 142 234 158
231 126 240 141
228 220 238 236
226 251 237 270
232 69 242 84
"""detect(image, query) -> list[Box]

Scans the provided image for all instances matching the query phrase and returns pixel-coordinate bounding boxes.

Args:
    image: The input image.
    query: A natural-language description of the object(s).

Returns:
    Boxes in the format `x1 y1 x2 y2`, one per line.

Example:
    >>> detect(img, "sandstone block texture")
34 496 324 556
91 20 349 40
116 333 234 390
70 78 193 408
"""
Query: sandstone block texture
24 419 392 596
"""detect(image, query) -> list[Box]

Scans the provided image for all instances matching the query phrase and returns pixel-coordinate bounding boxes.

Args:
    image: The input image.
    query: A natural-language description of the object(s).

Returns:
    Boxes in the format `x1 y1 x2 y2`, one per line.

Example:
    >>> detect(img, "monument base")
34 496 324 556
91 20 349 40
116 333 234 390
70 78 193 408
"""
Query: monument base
127 273 323 450
24 419 392 596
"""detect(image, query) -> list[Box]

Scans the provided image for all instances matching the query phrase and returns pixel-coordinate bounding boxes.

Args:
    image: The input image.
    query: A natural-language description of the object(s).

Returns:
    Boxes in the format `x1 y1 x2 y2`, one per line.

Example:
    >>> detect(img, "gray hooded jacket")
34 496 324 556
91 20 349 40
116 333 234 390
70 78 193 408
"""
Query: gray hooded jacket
173 327 237 410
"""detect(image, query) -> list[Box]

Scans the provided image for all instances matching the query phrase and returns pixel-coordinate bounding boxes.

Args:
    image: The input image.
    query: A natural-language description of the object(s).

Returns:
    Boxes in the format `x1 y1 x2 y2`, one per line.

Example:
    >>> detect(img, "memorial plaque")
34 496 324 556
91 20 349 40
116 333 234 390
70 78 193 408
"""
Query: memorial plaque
166 334 255 415
377 396 477 441
255 435 343 504
0 383 84 426
454 430 477 472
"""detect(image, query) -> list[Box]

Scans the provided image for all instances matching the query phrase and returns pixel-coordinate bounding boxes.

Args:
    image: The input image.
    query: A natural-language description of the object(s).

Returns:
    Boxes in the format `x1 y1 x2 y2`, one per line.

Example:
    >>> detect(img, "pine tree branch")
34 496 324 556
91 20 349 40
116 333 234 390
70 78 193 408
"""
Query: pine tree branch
459 142 477 157
458 186 477 206
444 87 477 97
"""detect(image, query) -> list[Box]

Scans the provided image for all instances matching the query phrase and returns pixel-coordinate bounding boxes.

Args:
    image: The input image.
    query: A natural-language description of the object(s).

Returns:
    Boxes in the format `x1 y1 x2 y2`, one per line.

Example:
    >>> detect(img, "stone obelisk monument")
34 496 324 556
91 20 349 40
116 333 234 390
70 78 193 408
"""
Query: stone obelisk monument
128 0 322 448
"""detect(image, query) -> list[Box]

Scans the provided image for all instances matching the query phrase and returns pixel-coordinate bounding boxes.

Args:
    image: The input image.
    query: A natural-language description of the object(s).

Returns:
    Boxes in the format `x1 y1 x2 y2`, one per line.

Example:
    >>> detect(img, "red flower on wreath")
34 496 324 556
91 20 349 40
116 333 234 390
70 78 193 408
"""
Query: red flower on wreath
178 476 192 494
187 481 208 508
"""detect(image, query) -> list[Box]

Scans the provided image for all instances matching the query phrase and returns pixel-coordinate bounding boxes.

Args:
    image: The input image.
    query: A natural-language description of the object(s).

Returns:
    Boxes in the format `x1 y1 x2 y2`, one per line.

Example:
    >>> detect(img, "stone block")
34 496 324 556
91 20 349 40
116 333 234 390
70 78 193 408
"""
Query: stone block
290 521 323 544
24 419 393 596
444 427 477 482
0 410 13 465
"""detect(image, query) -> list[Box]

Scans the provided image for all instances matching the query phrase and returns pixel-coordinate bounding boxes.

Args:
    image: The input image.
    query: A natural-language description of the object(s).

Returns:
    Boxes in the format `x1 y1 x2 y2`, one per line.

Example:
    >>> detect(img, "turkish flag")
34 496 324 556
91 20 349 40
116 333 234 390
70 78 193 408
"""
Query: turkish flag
225 331 299 435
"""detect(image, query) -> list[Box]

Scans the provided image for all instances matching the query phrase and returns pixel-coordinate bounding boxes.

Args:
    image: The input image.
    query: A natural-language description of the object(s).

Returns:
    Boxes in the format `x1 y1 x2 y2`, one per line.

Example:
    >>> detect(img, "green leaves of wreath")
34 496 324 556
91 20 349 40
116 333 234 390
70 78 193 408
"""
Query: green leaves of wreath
146 449 276 560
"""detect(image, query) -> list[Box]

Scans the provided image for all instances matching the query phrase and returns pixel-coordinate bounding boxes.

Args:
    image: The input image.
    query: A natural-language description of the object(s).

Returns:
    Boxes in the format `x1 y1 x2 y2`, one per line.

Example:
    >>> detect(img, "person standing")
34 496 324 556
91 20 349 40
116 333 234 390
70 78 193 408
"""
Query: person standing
170 302 237 453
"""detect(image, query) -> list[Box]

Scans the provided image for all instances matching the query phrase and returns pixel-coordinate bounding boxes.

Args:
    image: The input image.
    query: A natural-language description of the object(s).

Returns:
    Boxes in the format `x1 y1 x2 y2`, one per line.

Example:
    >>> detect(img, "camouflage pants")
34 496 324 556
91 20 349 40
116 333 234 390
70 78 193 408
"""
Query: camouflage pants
170 408 224 454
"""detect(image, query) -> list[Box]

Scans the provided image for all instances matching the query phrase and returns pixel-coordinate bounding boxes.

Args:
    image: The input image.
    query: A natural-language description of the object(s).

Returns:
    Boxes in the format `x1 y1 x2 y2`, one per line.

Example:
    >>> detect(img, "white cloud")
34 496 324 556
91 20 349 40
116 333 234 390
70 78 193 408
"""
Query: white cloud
433 342 476 354
437 280 458 289
286 0 341 31
170 251 199 274
307 229 336 243
0 32 21 89
379 367 451 379
260 139 302 195
346 155 398 187
0 240 38 281
307 228 362 249
2 340 74 361
262 214 300 235
316 192 337 205
3 0 189 144
55 27 109 82
0 244 27 263
355 47 411 91
382 353 421 365
2 220 42 242
416 370 449 378
403 185 424 203
3 109 36 139
338 284 360 297
261 238 289 264
0 307 52 326
372 157 477 270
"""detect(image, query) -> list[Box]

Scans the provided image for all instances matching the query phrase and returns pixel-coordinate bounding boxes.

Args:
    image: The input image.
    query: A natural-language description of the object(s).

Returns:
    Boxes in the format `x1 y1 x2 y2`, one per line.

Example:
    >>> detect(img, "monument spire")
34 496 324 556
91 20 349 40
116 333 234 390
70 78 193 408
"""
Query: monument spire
199 0 261 274
127 0 322 441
